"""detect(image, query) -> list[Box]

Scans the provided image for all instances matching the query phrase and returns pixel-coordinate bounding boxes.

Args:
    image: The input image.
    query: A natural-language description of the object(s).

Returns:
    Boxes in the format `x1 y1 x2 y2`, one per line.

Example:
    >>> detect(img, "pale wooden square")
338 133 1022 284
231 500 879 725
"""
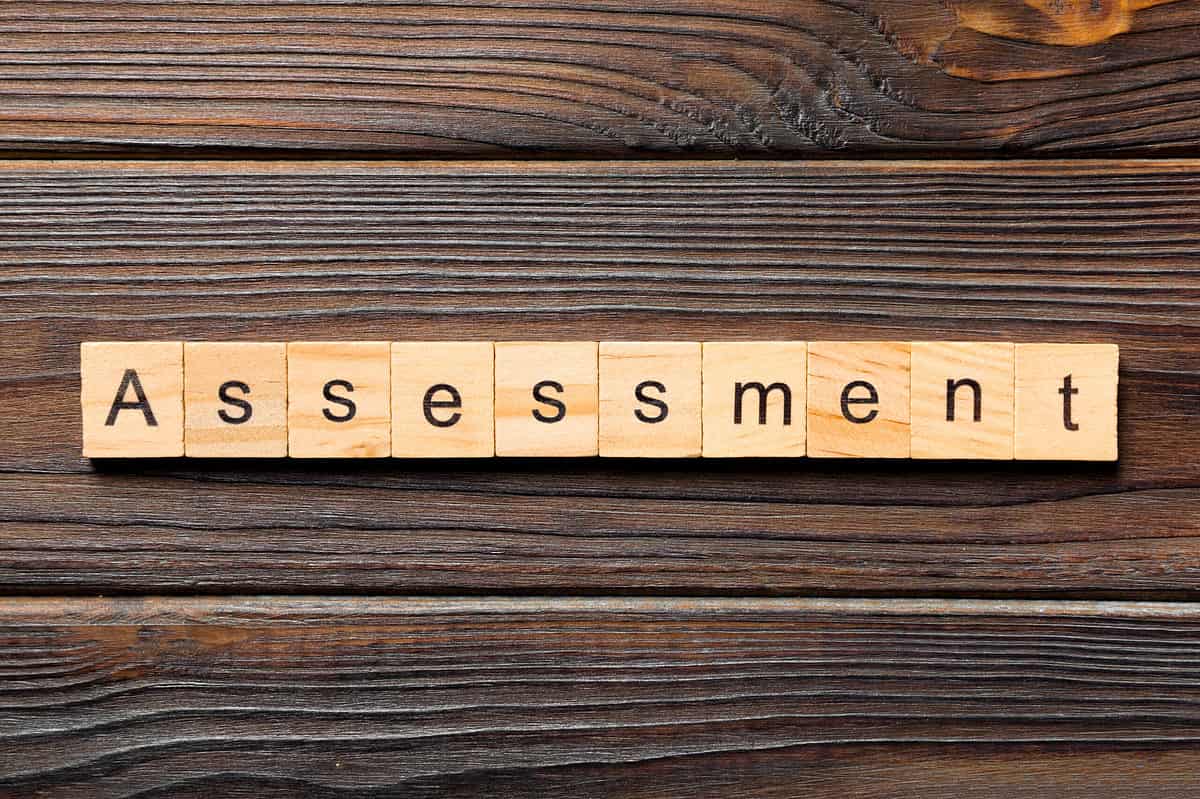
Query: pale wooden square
599 342 701 458
910 342 1014 460
184 342 288 458
702 342 807 458
807 341 910 458
1015 343 1119 461
494 342 598 457
81 341 184 458
392 342 495 458
287 341 391 458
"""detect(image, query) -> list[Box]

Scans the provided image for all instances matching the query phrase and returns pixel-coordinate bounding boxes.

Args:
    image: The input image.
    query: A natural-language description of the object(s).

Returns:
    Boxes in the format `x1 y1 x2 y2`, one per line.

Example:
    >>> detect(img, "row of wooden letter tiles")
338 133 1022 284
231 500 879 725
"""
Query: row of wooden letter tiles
80 341 1119 461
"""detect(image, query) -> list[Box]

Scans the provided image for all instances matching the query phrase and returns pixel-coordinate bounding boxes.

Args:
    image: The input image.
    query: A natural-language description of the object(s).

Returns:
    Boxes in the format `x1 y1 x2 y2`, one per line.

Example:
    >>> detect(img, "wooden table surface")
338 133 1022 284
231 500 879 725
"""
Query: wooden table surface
1 2 1198 796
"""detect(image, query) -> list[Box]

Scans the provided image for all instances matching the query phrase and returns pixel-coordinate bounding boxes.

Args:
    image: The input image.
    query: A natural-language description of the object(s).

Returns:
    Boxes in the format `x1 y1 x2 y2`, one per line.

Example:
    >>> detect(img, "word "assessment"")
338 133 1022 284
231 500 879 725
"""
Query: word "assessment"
81 341 1119 461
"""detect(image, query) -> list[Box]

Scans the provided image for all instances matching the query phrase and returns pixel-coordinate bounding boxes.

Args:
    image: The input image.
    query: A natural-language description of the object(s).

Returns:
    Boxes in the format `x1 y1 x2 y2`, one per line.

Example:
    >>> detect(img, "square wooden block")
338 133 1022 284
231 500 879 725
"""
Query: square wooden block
702 342 807 457
184 342 288 458
392 342 495 458
910 342 1014 460
1015 343 1119 461
599 342 701 458
807 341 910 458
287 342 391 458
494 342 598 457
81 341 184 458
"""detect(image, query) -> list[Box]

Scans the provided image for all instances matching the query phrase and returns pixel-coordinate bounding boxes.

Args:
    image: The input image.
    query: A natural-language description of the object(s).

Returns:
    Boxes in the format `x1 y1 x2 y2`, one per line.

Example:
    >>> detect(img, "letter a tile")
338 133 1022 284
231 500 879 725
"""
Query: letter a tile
807 342 910 458
81 341 184 458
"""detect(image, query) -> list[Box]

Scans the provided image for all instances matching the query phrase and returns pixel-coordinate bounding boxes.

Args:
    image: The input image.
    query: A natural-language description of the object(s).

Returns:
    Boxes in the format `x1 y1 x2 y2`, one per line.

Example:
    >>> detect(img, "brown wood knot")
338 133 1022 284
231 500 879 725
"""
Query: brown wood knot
949 0 1180 47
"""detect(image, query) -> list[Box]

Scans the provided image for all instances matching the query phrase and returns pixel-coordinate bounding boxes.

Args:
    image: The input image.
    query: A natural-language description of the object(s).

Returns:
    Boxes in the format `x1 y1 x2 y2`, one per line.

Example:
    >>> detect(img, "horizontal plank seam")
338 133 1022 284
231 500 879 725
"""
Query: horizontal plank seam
2 158 1200 173
2 596 1200 623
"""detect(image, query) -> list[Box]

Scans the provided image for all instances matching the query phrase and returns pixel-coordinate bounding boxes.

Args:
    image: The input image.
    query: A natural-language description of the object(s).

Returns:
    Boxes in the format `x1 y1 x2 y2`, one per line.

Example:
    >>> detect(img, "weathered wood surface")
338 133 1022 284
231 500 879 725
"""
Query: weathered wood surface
1 1 1199 156
0 597 1198 798
1 159 1198 596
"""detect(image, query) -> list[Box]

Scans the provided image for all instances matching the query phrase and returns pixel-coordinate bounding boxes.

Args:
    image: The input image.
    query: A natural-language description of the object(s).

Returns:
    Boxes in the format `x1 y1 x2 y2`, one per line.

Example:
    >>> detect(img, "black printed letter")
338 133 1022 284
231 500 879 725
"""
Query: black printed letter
634 380 669 424
532 380 566 423
105 369 157 427
1059 374 1080 431
841 380 879 424
322 379 357 422
945 378 982 423
423 384 463 428
733 382 792 426
217 380 253 425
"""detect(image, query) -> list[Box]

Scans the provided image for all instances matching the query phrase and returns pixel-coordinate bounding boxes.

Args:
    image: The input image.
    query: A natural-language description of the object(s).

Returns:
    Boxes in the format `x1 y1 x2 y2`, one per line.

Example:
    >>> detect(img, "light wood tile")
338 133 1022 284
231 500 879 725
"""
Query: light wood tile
184 342 287 458
599 342 701 458
494 342 598 457
910 342 1014 460
1015 343 1119 461
807 341 910 459
81 341 184 458
287 342 390 458
392 342 494 458
702 342 807 458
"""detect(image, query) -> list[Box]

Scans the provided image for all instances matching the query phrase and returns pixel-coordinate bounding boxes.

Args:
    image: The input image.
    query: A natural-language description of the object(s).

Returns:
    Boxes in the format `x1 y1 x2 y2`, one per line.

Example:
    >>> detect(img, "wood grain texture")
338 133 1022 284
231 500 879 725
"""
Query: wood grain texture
0 596 1198 797
0 1 1199 156
1 159 1198 596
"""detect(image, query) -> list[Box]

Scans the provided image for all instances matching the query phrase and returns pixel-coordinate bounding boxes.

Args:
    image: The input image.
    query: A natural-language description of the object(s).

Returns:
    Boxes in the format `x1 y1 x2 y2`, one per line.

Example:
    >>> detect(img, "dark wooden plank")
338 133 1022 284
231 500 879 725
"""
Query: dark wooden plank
0 596 1198 797
1 159 1198 597
0 1 1198 156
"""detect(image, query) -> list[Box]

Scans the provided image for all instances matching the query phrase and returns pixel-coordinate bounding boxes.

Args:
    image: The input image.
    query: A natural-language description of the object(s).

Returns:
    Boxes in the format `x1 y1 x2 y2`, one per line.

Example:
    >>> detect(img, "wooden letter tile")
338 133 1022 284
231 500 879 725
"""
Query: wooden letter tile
599 342 701 458
910 342 1014 460
807 342 910 458
701 342 807 458
494 342 598 457
81 341 185 458
287 342 391 458
1015 343 1119 461
392 342 494 458
184 342 288 458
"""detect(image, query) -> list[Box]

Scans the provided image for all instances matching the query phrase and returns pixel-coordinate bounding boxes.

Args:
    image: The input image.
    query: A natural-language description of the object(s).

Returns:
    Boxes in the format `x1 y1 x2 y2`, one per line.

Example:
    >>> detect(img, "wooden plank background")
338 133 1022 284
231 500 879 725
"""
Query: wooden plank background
1 597 1199 796
0 1 1198 156
1 160 1197 597
2 1 1200 794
